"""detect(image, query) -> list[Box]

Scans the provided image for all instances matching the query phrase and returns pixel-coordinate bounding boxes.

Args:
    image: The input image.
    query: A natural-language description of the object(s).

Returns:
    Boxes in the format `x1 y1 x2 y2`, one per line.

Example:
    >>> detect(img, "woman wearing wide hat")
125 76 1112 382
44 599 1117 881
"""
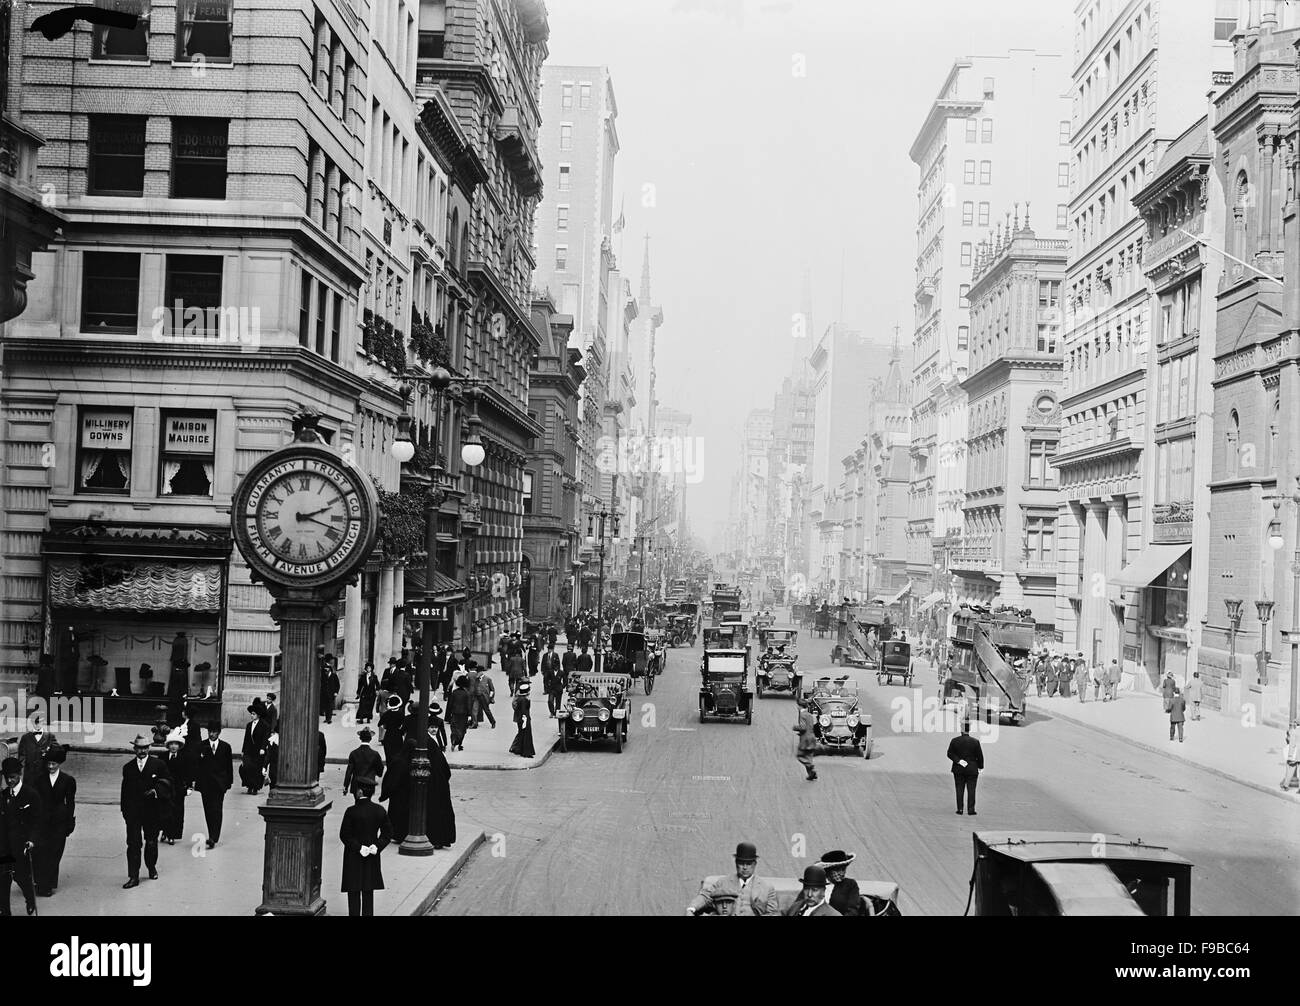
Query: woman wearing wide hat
239 699 270 793
378 694 406 765
508 680 535 758
159 729 190 844
817 850 862 916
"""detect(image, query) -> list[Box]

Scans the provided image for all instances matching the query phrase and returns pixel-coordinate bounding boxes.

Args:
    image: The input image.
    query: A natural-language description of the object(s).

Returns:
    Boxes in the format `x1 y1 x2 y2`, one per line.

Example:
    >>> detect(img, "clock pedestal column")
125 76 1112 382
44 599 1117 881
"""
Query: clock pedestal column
255 585 338 916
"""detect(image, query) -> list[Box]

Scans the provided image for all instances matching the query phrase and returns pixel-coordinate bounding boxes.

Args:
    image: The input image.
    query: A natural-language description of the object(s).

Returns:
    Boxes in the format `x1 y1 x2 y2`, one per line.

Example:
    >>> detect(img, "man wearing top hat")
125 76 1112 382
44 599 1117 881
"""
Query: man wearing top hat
33 744 74 897
1 755 42 915
344 727 384 797
120 735 170 888
338 774 391 917
818 850 862 916
685 841 779 916
784 865 842 916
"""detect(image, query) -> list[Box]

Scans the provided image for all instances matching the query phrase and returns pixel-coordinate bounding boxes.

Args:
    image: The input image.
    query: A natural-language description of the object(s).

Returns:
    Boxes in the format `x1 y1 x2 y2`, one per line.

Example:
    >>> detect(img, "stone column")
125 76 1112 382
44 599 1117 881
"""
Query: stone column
372 563 395 669
392 563 406 659
1083 501 1109 662
1106 497 1128 668
340 578 363 709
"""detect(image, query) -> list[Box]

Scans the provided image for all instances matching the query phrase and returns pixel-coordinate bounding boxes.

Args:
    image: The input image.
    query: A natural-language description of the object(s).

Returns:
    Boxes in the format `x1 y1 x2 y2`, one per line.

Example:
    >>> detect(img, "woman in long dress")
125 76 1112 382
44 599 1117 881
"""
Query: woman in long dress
426 730 456 849
356 663 379 723
380 737 413 844
509 680 535 758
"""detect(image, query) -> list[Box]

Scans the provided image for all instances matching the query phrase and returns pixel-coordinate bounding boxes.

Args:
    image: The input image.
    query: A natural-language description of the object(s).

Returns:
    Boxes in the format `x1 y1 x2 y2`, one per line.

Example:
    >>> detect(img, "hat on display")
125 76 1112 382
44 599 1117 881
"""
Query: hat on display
817 850 855 869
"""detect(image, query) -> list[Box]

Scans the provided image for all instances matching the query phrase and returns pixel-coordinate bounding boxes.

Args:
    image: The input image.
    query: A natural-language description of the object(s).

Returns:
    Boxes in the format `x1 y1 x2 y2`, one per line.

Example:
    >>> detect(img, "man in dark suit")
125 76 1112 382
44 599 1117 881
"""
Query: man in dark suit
17 713 58 786
320 660 341 724
120 735 170 887
342 728 384 796
784 865 841 916
194 722 233 848
541 643 563 717
1 756 42 915
338 775 391 917
446 677 472 752
33 745 75 897
946 720 984 815
575 646 594 675
818 850 862 916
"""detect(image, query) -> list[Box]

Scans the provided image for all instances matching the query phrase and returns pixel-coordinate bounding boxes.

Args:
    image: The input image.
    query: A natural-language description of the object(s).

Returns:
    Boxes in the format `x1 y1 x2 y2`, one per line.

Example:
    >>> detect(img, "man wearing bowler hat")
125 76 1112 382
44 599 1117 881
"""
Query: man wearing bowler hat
34 744 75 897
1 756 41 915
785 865 842 916
685 841 779 916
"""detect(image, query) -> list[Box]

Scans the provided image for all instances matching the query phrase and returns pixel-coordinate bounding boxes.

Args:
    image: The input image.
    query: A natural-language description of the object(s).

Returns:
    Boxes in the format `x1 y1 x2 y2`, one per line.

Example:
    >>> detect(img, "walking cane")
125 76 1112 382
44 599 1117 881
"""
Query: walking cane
25 846 37 917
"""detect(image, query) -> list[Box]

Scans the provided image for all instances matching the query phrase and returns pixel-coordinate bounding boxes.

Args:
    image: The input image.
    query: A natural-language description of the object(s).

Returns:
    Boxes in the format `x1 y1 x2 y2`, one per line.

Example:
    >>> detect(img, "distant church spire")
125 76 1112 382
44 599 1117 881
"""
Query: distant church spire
639 234 652 305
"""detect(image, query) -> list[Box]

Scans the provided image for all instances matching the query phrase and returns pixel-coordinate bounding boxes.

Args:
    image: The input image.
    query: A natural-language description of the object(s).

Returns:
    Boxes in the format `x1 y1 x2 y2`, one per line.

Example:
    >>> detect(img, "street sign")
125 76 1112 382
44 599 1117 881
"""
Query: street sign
405 601 449 621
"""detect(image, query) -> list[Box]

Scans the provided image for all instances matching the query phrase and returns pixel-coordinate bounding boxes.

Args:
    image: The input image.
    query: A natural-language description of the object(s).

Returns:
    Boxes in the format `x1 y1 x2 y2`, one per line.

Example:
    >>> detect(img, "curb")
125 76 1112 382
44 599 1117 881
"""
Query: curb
62 735 560 771
401 830 486 917
1025 700 1298 804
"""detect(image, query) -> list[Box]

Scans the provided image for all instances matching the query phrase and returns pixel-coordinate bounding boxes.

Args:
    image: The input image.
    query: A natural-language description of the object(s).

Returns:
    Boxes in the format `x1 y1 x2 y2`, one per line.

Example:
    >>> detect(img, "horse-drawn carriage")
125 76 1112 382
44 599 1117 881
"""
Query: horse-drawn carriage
607 630 663 695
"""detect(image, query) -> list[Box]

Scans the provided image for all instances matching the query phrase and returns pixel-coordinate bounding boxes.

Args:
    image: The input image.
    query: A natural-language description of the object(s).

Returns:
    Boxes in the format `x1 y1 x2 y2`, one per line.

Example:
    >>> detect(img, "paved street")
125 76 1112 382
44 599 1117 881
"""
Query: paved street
430 639 1300 916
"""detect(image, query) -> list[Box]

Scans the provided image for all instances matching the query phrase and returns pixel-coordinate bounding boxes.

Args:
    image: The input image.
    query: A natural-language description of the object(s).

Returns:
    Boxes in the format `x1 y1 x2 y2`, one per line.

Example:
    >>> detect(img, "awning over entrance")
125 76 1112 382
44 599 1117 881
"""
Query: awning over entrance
405 567 468 603
916 590 945 614
48 557 222 612
1109 544 1191 589
872 581 913 605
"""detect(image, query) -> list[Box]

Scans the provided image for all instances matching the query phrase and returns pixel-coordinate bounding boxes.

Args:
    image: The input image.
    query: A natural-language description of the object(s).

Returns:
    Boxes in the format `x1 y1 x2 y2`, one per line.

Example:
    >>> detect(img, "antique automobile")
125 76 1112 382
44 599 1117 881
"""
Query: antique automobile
702 623 741 655
969 832 1193 916
607 631 661 695
790 601 811 626
756 629 800 699
692 875 902 916
876 639 913 686
813 607 832 638
720 615 752 656
668 613 698 647
699 648 754 724
801 677 873 757
753 610 776 632
558 672 632 753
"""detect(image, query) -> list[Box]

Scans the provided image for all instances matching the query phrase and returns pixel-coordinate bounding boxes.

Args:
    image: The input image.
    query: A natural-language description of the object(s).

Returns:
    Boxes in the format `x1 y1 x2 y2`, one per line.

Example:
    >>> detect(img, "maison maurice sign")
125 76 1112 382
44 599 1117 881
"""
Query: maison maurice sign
164 416 215 453
404 602 449 621
81 411 132 448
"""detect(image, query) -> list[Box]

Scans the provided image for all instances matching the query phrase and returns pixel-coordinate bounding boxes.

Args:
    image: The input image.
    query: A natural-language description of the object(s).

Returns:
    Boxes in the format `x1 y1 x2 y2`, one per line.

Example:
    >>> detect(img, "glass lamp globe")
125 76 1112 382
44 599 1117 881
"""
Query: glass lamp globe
391 439 416 463
461 442 486 467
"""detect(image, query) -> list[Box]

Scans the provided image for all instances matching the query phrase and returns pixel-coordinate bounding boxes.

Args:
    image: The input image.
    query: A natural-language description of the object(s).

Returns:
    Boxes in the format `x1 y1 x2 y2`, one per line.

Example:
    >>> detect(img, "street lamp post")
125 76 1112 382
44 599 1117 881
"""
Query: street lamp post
1256 599 1275 686
1225 598 1244 684
389 371 487 855
587 502 620 672
1268 478 1300 725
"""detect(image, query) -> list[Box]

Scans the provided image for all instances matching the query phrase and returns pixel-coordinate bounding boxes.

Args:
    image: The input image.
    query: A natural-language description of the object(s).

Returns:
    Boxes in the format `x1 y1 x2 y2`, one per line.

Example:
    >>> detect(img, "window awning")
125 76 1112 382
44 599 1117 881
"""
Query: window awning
48 558 222 613
916 590 945 614
1109 544 1191 589
872 581 913 606
404 567 468 603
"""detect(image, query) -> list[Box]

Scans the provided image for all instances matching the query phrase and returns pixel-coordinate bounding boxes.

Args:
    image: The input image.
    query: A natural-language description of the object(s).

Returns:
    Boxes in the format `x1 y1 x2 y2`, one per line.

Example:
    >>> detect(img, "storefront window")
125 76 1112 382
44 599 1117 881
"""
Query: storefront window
1149 556 1191 627
78 408 133 493
159 411 216 496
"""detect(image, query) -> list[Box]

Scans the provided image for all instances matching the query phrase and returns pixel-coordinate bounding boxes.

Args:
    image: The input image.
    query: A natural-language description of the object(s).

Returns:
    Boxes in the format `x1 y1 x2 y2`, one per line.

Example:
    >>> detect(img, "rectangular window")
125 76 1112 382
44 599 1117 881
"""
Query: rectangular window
299 272 312 348
1059 120 1071 144
579 82 592 109
1215 0 1238 40
1037 325 1058 353
81 251 141 333
522 471 534 514
957 326 969 351
159 411 216 497
963 160 976 184
1156 440 1169 502
978 202 990 226
88 115 146 196
164 253 223 339
78 407 133 494
962 201 974 226
315 282 327 355
92 0 148 60
979 161 991 185
980 118 993 143
560 123 572 150
558 164 571 191
1057 162 1070 186
555 245 568 270
965 119 977 142
331 290 343 362
959 283 970 308
960 242 972 267
983 76 995 98
557 205 569 230
1027 439 1058 486
1056 203 1068 229
1038 280 1061 309
171 117 229 198
176 0 233 63
561 82 574 109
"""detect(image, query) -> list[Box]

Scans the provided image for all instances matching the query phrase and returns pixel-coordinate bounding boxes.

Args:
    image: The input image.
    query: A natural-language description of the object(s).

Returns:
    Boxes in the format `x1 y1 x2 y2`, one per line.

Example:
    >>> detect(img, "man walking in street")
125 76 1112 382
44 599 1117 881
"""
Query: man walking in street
1106 658 1122 701
120 735 169 888
446 676 472 752
541 643 563 717
1169 687 1187 743
338 775 390 917
33 744 74 897
0 756 41 915
946 720 983 815
194 722 232 849
320 658 341 725
1162 671 1178 713
475 664 497 729
794 699 818 781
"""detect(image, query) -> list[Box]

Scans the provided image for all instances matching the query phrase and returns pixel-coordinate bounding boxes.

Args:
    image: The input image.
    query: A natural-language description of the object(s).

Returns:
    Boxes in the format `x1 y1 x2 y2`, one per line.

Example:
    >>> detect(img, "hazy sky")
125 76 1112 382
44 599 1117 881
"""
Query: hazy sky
544 0 1073 552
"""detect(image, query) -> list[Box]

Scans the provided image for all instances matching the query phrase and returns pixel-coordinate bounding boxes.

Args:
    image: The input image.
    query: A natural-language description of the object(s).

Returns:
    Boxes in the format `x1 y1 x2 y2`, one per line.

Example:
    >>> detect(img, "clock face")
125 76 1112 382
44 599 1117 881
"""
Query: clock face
237 451 373 586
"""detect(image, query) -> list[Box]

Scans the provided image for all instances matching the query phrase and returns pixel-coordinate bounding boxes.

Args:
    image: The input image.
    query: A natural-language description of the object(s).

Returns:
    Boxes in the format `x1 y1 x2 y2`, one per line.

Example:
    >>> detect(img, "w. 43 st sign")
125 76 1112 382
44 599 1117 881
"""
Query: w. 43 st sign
405 601 449 621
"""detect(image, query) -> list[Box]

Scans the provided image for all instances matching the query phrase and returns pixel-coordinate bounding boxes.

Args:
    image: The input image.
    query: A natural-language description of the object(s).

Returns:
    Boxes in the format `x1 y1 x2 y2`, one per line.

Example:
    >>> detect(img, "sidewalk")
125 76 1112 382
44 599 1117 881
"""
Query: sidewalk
29 777 484 917
6 660 556 771
1023 687 1296 802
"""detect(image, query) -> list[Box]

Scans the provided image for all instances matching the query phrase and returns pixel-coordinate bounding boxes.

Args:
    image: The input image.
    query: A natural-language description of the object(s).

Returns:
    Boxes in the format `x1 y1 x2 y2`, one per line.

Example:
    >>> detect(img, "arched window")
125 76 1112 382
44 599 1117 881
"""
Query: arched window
460 222 470 272
1235 171 1252 259
1227 408 1241 477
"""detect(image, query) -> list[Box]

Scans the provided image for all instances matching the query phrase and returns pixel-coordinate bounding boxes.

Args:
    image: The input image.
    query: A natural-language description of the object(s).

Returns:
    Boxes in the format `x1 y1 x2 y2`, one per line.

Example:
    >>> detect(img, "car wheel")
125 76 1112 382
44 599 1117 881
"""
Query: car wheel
746 710 753 725
558 727 567 753
862 737 873 759
614 723 624 753
756 683 764 699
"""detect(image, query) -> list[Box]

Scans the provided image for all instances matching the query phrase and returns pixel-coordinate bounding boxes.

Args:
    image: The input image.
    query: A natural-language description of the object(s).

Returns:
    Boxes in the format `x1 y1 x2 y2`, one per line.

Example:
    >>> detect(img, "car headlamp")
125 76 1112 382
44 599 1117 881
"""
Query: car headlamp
818 714 831 728
847 713 860 727
598 707 610 721
570 708 584 722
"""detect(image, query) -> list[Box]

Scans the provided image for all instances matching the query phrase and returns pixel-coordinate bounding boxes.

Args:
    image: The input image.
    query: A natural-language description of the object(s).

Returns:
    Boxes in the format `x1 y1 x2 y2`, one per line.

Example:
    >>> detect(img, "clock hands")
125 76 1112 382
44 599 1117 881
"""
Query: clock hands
298 515 337 531
297 504 334 520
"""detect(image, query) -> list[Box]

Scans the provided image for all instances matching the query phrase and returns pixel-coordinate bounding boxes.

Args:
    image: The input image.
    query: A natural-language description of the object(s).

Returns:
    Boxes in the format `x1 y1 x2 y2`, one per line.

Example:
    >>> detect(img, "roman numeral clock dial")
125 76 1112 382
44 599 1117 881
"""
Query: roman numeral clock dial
233 445 379 590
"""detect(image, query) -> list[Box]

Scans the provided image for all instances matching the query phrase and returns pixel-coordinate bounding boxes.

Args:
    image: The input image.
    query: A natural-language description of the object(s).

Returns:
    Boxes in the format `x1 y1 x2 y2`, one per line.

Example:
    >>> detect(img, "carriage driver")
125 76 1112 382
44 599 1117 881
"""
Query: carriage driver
686 842 780 916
